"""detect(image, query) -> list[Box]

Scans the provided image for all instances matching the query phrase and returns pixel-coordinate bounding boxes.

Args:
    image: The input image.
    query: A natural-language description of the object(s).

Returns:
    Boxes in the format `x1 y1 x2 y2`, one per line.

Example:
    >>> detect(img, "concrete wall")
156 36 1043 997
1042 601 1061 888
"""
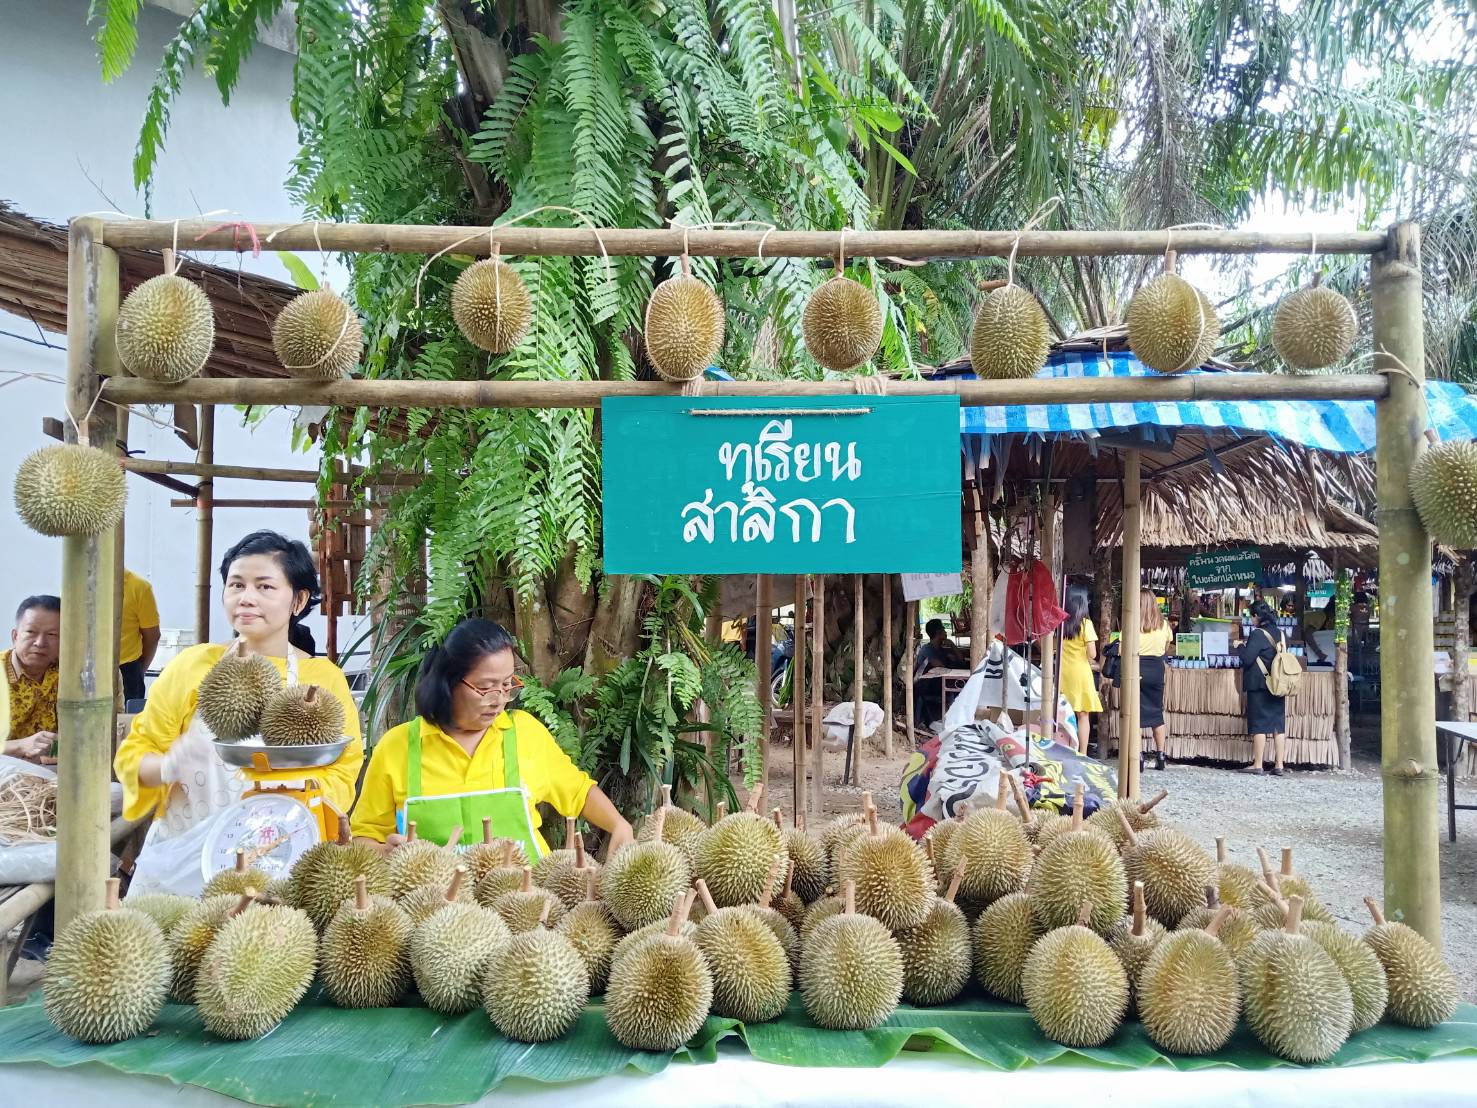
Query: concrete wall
0 0 368 670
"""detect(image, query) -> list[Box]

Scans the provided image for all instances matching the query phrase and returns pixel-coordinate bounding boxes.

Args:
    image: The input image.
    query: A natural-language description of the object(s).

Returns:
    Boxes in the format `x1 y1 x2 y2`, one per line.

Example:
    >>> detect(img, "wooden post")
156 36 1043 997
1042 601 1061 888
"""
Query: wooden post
195 404 215 645
792 575 807 821
904 600 916 749
970 505 991 669
112 405 128 710
1038 497 1058 742
811 575 826 816
1331 556 1353 771
1452 557 1473 733
756 575 773 794
881 573 894 758
1374 221 1439 944
852 574 864 786
1117 452 1142 800
698 603 722 805
55 219 119 930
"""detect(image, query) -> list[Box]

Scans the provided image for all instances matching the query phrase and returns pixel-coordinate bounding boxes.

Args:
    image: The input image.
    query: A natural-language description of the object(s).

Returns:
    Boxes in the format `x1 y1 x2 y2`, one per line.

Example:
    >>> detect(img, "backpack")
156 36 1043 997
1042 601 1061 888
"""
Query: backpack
1257 630 1303 698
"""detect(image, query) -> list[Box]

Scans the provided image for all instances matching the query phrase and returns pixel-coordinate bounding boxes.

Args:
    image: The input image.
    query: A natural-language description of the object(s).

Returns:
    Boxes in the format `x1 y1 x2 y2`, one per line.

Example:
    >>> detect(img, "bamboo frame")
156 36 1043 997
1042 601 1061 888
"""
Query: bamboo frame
811 575 826 817
852 575 864 786
970 502 991 669
1118 452 1143 801
195 405 215 645
881 574 894 759
792 575 807 822
904 601 916 745
1038 496 1057 746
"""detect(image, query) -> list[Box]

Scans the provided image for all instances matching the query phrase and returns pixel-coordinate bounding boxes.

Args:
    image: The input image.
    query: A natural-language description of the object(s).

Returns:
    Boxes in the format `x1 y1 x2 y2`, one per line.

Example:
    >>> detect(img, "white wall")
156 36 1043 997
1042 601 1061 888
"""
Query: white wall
0 0 368 668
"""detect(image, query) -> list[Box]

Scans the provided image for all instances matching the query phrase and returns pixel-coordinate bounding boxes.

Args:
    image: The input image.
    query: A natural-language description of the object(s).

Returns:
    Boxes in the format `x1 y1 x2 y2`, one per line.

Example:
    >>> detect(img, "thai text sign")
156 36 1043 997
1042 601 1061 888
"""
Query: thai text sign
601 396 961 573
1187 548 1262 589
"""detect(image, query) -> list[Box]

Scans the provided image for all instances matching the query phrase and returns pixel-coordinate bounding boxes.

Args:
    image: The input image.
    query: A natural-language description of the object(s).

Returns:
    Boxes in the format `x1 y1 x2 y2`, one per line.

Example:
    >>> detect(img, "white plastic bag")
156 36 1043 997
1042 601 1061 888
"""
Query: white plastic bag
820 701 884 751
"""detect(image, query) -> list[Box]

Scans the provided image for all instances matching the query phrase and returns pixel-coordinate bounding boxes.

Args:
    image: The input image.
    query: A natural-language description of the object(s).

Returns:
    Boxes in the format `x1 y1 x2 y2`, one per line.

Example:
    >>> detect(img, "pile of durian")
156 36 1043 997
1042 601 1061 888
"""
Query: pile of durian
196 641 345 747
45 781 1458 1065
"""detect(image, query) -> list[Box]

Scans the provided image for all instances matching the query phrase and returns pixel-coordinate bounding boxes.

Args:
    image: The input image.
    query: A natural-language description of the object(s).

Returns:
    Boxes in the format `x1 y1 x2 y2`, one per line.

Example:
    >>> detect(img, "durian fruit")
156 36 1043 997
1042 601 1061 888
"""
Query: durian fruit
635 785 706 871
272 287 364 379
557 870 621 994
1362 896 1458 1029
259 684 345 746
920 814 962 862
410 880 512 1015
800 880 904 1031
1410 440 1477 551
398 865 475 927
14 444 127 538
693 879 790 1023
835 792 933 931
610 912 698 975
605 891 714 1051
196 899 319 1040
1084 789 1168 852
1107 882 1166 1013
388 820 461 899
802 272 883 371
115 269 215 382
771 853 808 934
695 784 785 907
1031 783 1127 935
1178 886 1259 960
778 809 829 904
1118 812 1216 927
474 843 529 909
121 891 193 937
1250 847 1332 927
1302 919 1387 1034
1126 253 1220 374
462 818 529 884
203 848 272 899
897 856 971 1006
289 815 392 931
938 775 1031 908
1027 810 1072 851
602 807 692 931
748 853 801 975
1212 836 1266 909
544 831 604 910
494 866 568 933
483 901 590 1042
643 257 725 381
819 811 867 872
969 283 1051 380
196 639 281 740
1271 275 1357 370
1239 896 1353 1062
531 817 579 890
44 879 170 1044
451 256 532 354
1138 904 1240 1055
972 888 1041 1004
167 893 243 1003
321 875 413 1008
262 877 293 903
800 888 844 944
1022 901 1129 1047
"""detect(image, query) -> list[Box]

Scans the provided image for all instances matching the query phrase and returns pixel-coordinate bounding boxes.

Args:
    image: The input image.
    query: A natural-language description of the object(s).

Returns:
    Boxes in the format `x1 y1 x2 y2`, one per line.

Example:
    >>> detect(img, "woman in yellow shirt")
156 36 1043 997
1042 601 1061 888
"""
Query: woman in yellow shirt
351 618 631 859
1057 584 1101 756
116 532 361 892
1137 588 1173 773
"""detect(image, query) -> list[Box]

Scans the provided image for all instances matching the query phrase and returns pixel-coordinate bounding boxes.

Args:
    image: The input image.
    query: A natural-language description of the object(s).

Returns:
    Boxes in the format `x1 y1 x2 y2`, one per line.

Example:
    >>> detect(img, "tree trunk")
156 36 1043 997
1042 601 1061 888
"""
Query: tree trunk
584 574 645 675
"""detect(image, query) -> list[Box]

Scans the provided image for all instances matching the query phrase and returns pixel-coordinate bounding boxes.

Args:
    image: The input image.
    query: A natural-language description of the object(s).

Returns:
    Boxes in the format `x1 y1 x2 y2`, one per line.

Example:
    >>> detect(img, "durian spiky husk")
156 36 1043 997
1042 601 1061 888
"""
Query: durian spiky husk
939 809 1030 907
272 288 363 379
289 841 391 931
969 284 1051 380
601 839 692 931
388 839 458 899
802 276 882 371
1137 928 1240 1055
1127 272 1220 374
1107 914 1167 1012
483 928 590 1042
320 894 413 1008
14 444 127 538
259 684 346 747
782 828 829 904
451 258 532 353
493 887 567 933
1301 920 1387 1034
44 906 170 1043
196 645 281 741
1410 441 1477 549
556 900 621 994
409 902 510 1015
800 912 904 1030
1179 903 1259 959
635 805 706 870
397 878 475 927
1272 283 1357 371
696 906 791 1023
167 894 239 1003
1031 830 1127 935
116 273 215 382
196 904 319 1040
1363 919 1458 1029
202 861 271 899
972 890 1041 1004
644 273 725 381
1123 828 1216 927
120 892 193 937
605 930 713 1051
897 898 971 1007
695 812 784 907
834 828 934 931
1022 923 1128 1047
1238 929 1352 1062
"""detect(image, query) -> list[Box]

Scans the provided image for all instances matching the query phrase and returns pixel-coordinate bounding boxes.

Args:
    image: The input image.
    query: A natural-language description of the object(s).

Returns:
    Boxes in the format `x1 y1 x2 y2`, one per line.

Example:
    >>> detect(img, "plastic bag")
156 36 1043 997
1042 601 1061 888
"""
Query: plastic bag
820 701 884 751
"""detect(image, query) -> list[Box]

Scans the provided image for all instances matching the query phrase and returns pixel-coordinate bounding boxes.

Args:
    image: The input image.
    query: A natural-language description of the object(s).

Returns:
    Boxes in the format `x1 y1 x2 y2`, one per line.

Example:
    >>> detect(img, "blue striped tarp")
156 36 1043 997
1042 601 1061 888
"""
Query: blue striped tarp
943 351 1477 453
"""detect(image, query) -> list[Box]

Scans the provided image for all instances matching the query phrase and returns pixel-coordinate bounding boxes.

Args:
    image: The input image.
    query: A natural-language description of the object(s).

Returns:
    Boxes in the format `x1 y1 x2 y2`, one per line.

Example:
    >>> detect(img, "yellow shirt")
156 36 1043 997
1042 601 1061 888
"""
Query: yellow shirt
3 650 58 741
1139 624 1173 657
350 710 595 854
119 570 161 665
114 642 363 821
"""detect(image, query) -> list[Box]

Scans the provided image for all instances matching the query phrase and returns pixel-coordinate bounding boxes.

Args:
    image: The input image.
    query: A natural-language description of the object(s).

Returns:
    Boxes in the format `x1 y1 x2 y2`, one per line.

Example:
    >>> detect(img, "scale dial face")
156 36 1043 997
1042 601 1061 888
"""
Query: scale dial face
202 794 322 883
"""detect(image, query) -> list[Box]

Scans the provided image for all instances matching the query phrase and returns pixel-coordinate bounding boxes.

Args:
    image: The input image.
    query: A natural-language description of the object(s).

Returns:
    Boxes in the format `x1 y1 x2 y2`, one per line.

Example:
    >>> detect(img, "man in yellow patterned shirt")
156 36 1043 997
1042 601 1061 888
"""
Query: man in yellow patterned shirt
3 596 60 763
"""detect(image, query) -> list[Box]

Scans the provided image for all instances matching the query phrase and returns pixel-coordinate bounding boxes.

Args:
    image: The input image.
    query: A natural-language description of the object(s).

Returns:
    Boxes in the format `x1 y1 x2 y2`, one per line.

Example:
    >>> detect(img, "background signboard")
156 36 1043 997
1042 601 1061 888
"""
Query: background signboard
602 396 961 574
1186 548 1262 589
900 572 964 602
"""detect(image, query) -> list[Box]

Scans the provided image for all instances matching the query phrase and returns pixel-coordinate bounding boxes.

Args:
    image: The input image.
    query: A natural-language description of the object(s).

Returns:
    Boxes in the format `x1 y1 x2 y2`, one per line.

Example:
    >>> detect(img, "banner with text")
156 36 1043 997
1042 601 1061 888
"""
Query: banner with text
602 396 961 574
1186 547 1262 589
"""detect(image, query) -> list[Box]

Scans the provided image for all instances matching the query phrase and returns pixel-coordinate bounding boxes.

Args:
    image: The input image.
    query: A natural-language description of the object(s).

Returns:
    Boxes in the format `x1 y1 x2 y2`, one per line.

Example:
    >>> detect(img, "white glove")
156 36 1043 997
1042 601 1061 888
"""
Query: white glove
160 725 213 786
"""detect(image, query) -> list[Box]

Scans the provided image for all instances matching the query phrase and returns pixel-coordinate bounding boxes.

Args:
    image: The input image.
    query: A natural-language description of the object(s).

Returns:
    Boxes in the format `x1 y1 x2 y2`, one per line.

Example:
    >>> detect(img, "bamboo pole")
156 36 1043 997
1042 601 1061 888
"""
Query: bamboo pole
1117 451 1142 800
904 600 916 746
1373 221 1440 946
113 404 127 710
1452 558 1473 731
881 573 894 759
792 575 807 821
55 218 119 930
170 498 359 509
1332 556 1352 771
124 458 421 484
756 576 773 795
852 575 865 786
1038 497 1058 743
103 372 1390 410
98 220 1387 257
970 500 990 669
811 575 826 816
701 604 722 803
195 405 215 645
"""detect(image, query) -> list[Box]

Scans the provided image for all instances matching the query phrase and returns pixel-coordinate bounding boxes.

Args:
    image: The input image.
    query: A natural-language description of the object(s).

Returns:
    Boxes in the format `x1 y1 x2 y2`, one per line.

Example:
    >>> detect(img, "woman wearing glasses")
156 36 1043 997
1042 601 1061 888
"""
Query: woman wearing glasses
351 618 632 857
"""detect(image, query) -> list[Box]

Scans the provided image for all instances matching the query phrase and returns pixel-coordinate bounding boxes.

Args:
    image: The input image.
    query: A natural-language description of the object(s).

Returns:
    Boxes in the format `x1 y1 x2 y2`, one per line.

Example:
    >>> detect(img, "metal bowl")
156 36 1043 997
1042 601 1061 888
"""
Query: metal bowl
213 736 352 772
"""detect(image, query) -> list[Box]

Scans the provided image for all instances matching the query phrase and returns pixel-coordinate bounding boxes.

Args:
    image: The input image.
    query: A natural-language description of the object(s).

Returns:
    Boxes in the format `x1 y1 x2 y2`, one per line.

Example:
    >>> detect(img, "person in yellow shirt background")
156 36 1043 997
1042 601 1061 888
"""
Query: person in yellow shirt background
3 595 60 763
115 531 361 894
351 617 632 859
118 568 161 705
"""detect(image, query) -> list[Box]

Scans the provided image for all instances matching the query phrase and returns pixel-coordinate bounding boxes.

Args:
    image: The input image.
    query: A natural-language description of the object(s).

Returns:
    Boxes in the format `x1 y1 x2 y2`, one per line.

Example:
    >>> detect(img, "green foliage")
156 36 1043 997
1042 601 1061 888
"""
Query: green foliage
518 668 596 758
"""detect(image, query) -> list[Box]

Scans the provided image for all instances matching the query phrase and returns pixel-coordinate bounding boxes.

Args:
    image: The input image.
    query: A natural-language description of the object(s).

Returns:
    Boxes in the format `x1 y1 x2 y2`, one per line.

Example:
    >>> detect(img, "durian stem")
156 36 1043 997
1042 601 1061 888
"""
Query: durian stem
866 804 879 839
994 774 1008 810
1364 897 1387 926
354 875 369 911
1204 885 1219 909
1256 847 1282 895
842 879 856 916
1131 882 1146 936
407 821 418 843
585 868 599 903
1116 809 1138 847
104 877 121 910
446 824 463 848
537 900 552 928
797 812 807 833
772 807 784 830
337 814 351 846
500 843 513 867
1076 901 1094 928
519 866 533 894
1139 789 1168 814
234 848 248 874
944 856 967 904
304 686 319 706
660 784 673 809
573 832 586 869
1283 895 1305 933
1007 773 1035 827
1258 880 1287 911
1281 847 1294 877
1216 836 1227 863
782 858 794 899
447 865 467 902
1205 904 1232 939
665 891 690 936
564 817 576 850
714 801 728 824
651 806 667 842
482 817 493 845
1163 250 1178 275
1070 783 1084 832
230 891 256 918
694 879 718 915
760 854 784 908
746 782 765 814
924 837 935 865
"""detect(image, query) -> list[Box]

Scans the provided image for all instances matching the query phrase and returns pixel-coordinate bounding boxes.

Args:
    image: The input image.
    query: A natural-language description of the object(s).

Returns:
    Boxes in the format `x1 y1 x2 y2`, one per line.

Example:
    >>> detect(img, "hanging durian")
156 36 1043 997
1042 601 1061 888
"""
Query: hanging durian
969 283 1051 380
451 253 532 354
115 257 215 382
1410 439 1477 549
1126 251 1219 374
14 443 127 538
644 255 725 381
272 287 363 379
802 263 882 371
1272 274 1357 370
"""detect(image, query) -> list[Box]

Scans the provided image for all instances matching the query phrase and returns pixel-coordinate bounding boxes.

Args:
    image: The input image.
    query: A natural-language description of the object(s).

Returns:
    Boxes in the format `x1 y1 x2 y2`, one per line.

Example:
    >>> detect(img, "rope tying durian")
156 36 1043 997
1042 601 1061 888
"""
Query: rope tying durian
1005 196 1063 287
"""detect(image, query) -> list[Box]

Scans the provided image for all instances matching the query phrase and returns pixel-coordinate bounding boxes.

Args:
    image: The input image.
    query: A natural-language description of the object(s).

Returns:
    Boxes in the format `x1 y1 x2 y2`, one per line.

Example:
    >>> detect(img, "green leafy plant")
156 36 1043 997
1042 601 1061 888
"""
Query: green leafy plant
518 668 596 759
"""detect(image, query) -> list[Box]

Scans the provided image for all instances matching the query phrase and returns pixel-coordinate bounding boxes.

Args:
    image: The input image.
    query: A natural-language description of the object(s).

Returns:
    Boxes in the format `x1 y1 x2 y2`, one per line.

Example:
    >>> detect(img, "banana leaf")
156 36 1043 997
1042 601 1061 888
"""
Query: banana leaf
1 988 1474 1107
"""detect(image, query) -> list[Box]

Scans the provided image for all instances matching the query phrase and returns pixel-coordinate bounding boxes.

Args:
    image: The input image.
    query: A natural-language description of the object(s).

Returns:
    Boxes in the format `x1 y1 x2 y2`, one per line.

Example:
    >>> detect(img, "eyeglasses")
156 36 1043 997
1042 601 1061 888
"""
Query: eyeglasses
459 675 525 700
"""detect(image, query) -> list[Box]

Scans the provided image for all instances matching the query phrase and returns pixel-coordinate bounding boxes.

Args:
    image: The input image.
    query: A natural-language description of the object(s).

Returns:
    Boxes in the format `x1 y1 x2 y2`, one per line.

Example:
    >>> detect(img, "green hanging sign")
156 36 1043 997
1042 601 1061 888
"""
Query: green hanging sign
601 395 961 574
1186 547 1263 589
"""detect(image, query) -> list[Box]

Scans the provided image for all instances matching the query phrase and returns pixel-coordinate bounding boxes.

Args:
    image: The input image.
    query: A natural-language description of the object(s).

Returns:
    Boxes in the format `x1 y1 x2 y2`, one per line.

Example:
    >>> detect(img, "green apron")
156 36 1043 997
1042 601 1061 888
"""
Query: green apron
398 715 543 859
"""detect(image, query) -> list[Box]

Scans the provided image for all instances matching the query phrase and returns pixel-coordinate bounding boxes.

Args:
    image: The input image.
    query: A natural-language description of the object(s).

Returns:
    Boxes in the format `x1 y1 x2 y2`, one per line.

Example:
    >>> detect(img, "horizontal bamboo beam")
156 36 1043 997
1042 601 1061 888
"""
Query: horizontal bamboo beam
122 458 417 485
93 220 1387 259
103 372 1389 410
169 498 361 509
